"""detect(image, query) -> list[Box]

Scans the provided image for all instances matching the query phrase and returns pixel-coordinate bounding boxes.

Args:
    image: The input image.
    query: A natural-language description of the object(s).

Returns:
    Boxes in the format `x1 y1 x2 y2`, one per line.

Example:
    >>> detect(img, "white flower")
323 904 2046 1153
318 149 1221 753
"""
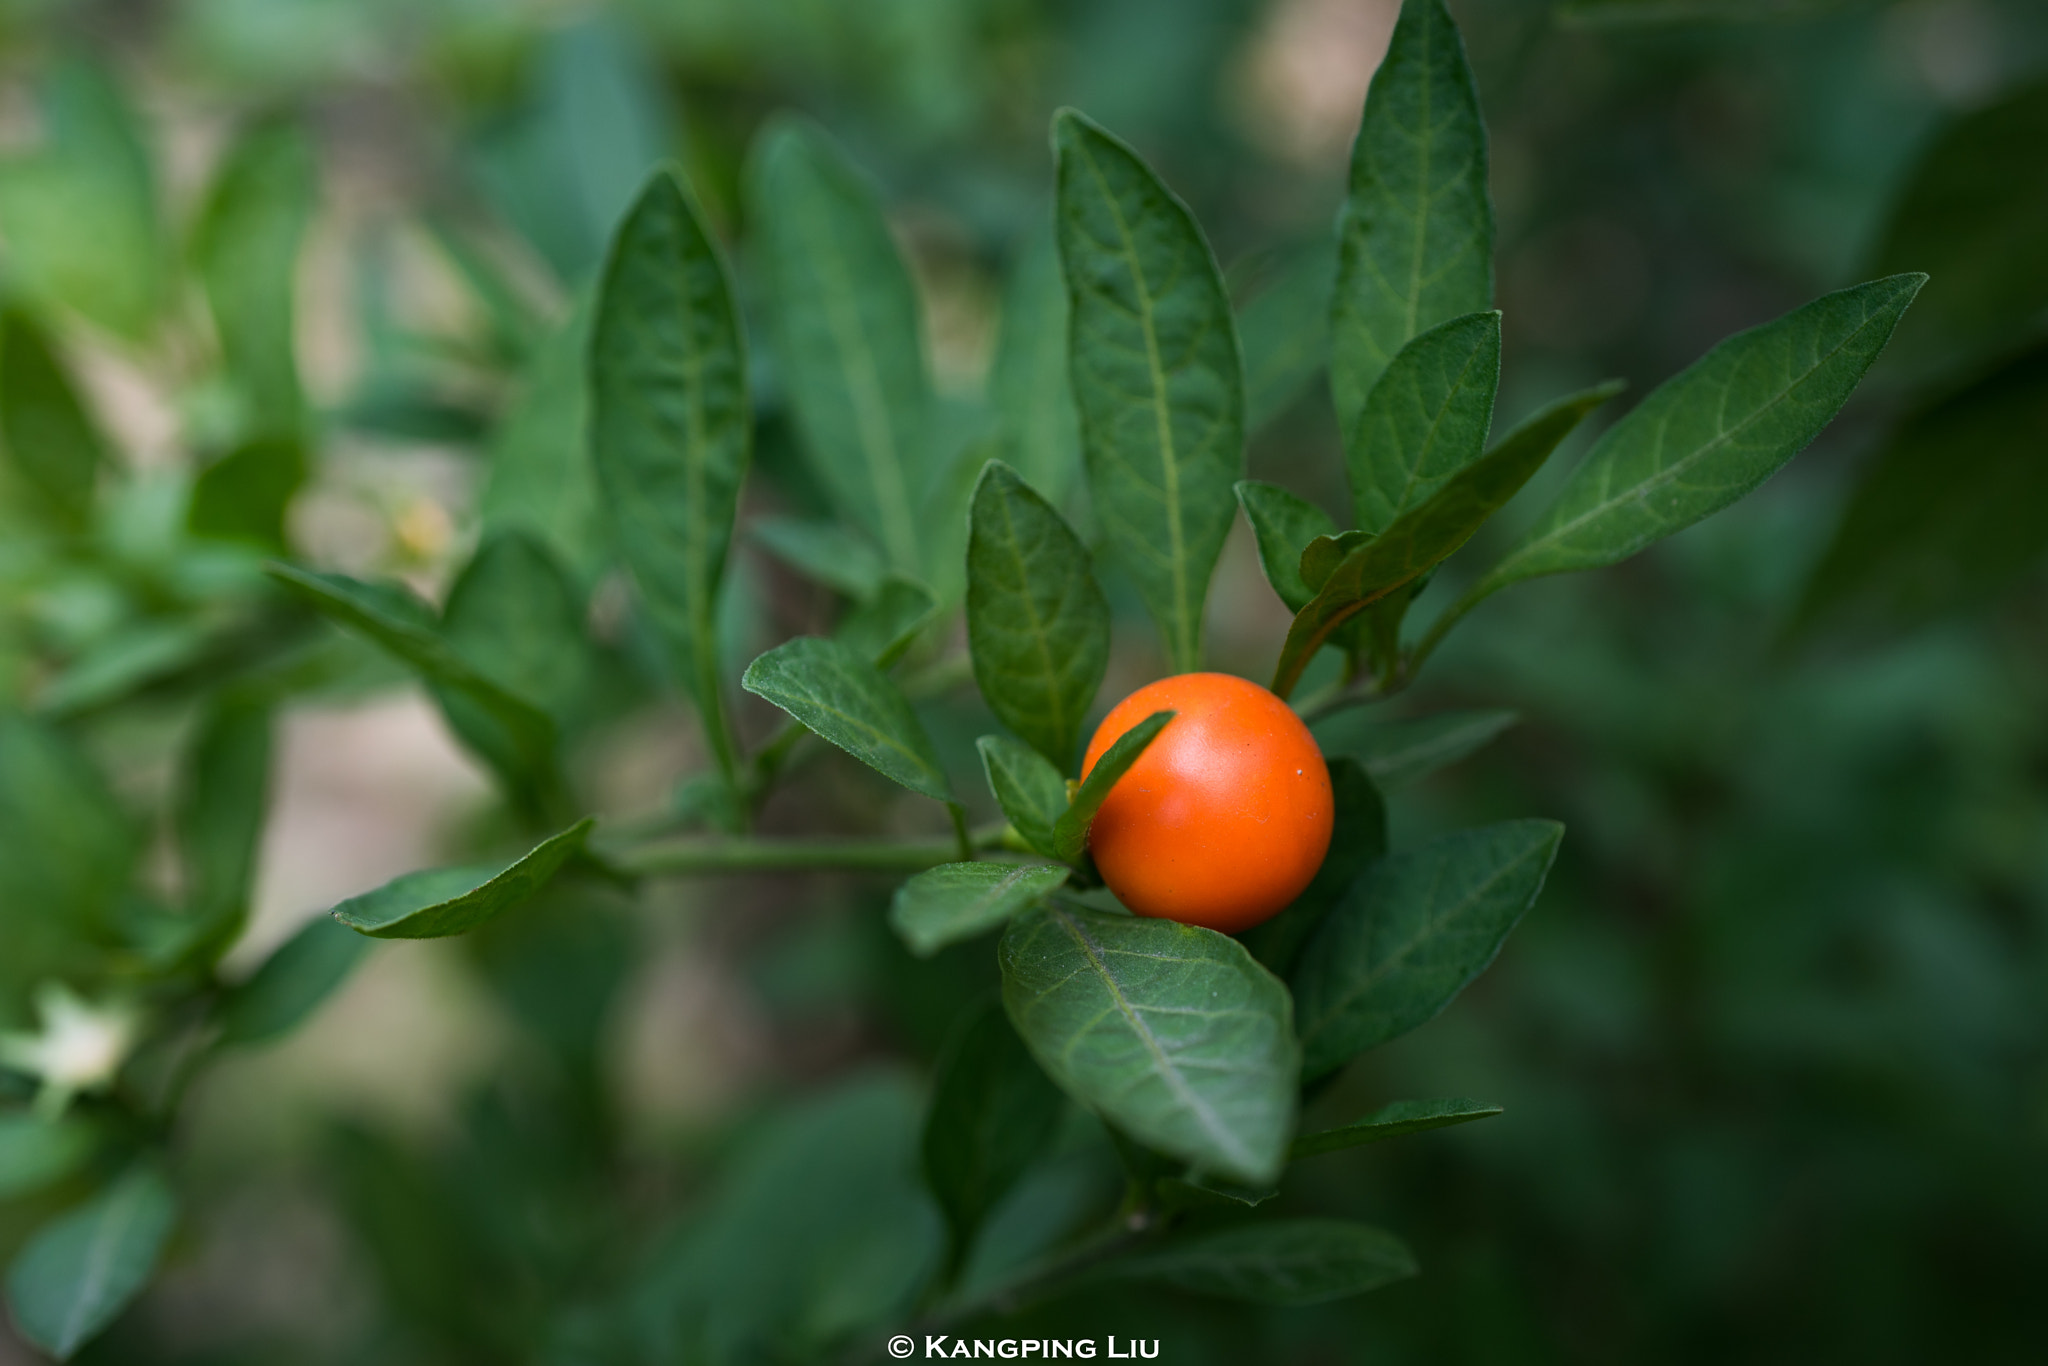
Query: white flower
0 983 140 1109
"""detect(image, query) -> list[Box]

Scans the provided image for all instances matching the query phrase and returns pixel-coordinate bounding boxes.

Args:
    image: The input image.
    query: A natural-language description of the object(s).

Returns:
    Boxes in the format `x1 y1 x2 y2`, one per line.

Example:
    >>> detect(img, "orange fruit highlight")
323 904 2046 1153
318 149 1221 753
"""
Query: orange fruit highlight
1081 672 1334 934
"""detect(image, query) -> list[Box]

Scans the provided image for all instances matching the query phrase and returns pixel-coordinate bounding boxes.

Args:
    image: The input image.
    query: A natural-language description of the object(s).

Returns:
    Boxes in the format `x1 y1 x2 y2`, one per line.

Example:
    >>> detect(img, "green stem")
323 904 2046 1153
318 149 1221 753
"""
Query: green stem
947 802 974 862
692 640 746 827
607 822 1015 877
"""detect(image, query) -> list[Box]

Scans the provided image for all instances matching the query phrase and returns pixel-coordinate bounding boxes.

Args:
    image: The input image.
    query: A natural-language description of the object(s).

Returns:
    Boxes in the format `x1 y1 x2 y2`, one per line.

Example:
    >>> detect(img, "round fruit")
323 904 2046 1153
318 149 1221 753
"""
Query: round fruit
1081 672 1334 934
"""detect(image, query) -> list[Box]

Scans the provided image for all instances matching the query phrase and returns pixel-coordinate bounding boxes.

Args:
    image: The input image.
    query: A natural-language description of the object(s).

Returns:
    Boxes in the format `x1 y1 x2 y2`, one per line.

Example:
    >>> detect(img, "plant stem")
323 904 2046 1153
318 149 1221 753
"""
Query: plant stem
947 802 974 862
606 822 1015 877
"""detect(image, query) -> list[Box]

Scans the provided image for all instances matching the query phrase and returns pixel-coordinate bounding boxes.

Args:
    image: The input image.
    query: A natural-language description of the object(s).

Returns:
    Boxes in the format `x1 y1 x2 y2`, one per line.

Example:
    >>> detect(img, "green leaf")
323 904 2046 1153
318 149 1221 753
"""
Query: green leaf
193 118 316 439
741 636 951 802
1313 707 1519 790
1295 819 1563 1080
1241 759 1385 977
187 437 307 549
976 734 1068 860
6 1170 176 1359
1300 530 1373 597
989 227 1083 507
1458 276 1926 611
1292 1097 1503 1159
1054 109 1244 674
966 460 1110 771
747 118 934 574
1329 0 1492 436
440 530 588 726
328 819 595 940
0 310 106 528
590 168 749 777
1235 481 1338 613
1000 905 1297 1186
922 1000 1065 1259
837 573 938 668
0 1115 94 1201
479 298 605 580
890 861 1070 958
1051 710 1174 863
1241 242 1337 431
175 698 272 955
1794 340 2048 633
216 915 372 1045
751 517 888 600
1348 310 1500 533
1099 1219 1416 1305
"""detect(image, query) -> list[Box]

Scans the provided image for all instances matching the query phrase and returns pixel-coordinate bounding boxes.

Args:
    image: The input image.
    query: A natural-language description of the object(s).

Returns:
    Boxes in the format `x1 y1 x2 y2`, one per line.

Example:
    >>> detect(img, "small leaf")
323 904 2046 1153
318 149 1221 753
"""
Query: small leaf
175 698 272 956
747 117 934 574
741 637 951 802
1099 1219 1416 1305
1051 710 1174 863
1330 0 1492 435
1235 481 1337 613
966 460 1110 771
1292 1098 1503 1159
889 861 1070 957
0 310 105 528
1295 819 1563 1080
440 530 588 725
216 916 371 1045
1347 310 1500 534
1000 905 1298 1186
837 573 938 668
479 299 605 579
0 1115 94 1201
751 517 888 600
1299 531 1374 596
977 734 1068 859
1055 109 1243 674
187 437 307 549
1241 759 1385 977
328 819 594 940
1312 708 1519 790
5 1167 176 1360
922 1000 1065 1260
989 226 1083 508
1240 242 1337 430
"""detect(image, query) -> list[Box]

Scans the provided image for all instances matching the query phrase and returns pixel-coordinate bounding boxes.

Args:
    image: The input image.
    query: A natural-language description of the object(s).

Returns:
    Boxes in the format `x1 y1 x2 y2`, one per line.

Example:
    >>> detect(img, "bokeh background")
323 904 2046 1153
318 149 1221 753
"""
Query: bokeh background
1 0 2045 1361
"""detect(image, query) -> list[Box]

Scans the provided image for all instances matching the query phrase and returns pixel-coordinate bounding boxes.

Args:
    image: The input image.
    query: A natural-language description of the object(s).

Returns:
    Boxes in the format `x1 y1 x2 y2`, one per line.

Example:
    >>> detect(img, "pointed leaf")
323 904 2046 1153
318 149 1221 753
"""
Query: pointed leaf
1241 759 1385 977
1295 819 1563 1079
440 530 588 725
1241 242 1337 430
1052 709 1174 863
890 861 1070 957
989 227 1083 507
837 573 938 668
328 819 594 940
1348 310 1500 533
1055 109 1243 673
922 1000 1065 1261
175 698 272 955
1312 707 1519 790
1330 0 1492 435
1098 1219 1415 1305
5 1168 176 1360
1000 905 1298 1186
187 437 306 548
751 517 888 600
1235 481 1337 613
480 298 604 579
0 310 105 528
217 916 371 1045
977 734 1068 859
1292 1098 1503 1159
741 636 951 801
967 460 1110 771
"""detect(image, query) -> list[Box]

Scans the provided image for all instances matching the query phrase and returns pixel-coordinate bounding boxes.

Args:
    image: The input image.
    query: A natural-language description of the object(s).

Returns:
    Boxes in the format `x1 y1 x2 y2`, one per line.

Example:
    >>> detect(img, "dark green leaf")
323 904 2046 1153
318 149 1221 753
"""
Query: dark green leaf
741 636 951 802
0 1115 94 1201
1055 109 1243 674
590 168 749 768
217 916 372 1045
1241 242 1337 431
1000 905 1297 1185
328 819 595 940
175 698 272 955
1330 0 1492 435
1241 759 1385 977
1348 310 1500 533
440 530 587 725
0 310 105 528
837 573 938 668
989 227 1083 507
1292 1097 1503 1159
748 118 934 574
187 438 306 549
1300 530 1373 596
966 460 1110 771
6 1169 175 1359
1051 710 1174 863
751 517 887 600
1099 1218 1416 1305
977 734 1068 860
890 861 1070 957
922 1001 1065 1258
1312 707 1519 790
1295 819 1563 1079
1235 481 1338 613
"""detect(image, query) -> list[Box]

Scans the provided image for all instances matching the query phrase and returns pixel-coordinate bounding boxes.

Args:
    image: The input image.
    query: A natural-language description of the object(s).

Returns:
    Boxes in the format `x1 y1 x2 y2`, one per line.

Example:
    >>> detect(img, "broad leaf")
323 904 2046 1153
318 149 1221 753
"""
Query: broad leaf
1240 242 1337 430
175 698 272 955
1313 707 1519 790
217 916 371 1045
966 460 1110 771
1054 109 1243 674
748 118 934 574
1241 759 1386 977
751 517 887 600
0 311 105 528
1051 710 1174 863
5 1168 176 1359
1347 310 1500 534
1235 481 1338 613
1292 1097 1503 1159
742 637 951 802
977 735 1068 859
1098 1219 1416 1305
989 227 1083 507
922 1000 1065 1258
590 168 749 769
1000 905 1297 1186
0 1116 93 1201
889 861 1070 957
837 573 938 668
1330 0 1492 435
1295 819 1562 1079
440 530 588 726
328 819 595 940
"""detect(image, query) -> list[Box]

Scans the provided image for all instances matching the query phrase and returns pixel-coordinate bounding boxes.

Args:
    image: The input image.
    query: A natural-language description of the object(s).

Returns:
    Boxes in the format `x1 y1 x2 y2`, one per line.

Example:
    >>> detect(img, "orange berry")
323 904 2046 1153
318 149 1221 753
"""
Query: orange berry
1081 672 1334 934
